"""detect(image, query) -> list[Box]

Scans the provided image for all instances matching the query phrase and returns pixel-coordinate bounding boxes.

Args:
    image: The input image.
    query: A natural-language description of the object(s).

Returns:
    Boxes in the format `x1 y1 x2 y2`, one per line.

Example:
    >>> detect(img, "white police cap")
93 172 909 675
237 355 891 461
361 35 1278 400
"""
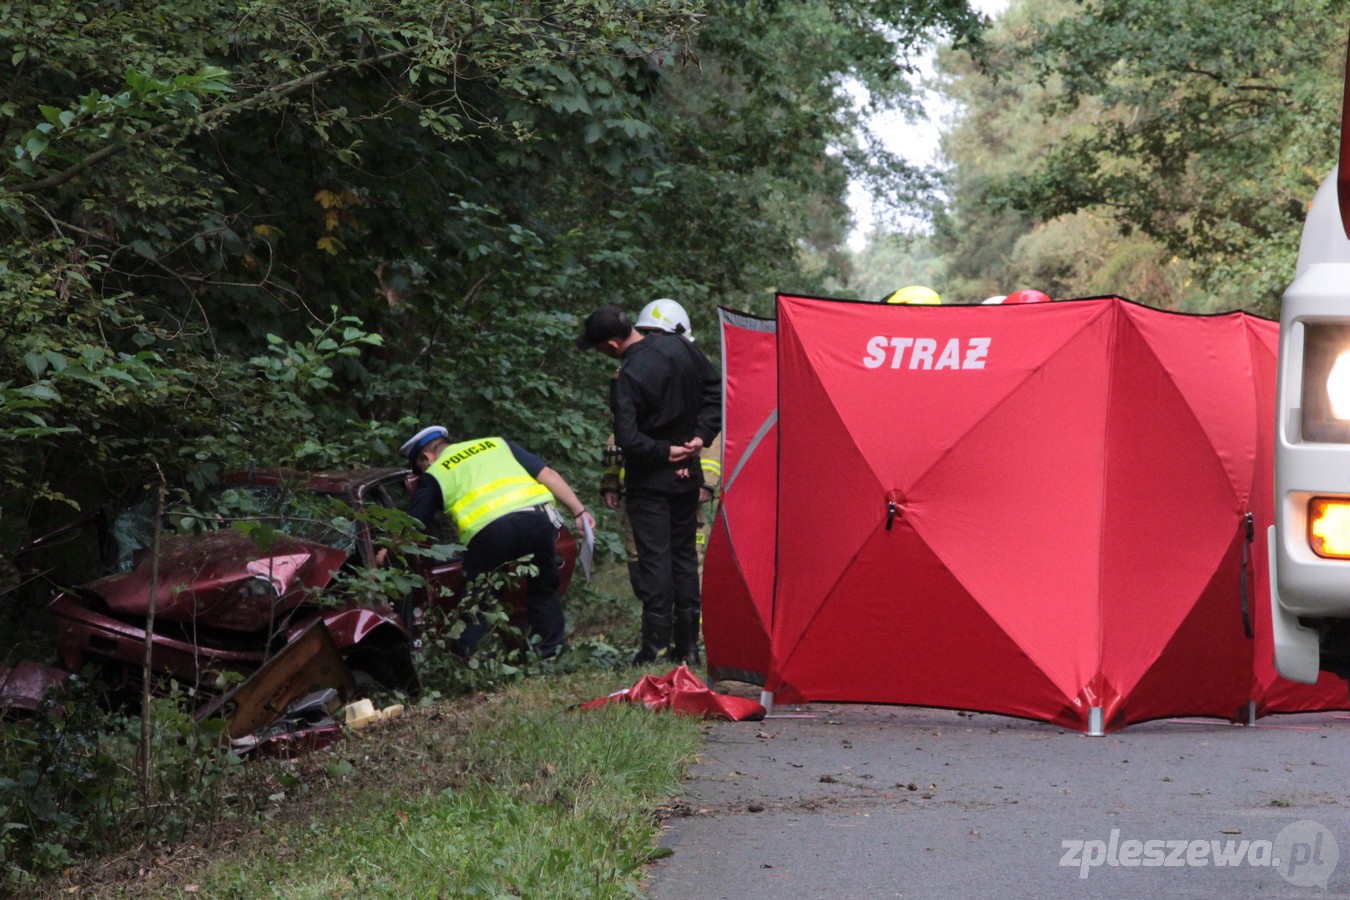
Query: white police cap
398 425 449 461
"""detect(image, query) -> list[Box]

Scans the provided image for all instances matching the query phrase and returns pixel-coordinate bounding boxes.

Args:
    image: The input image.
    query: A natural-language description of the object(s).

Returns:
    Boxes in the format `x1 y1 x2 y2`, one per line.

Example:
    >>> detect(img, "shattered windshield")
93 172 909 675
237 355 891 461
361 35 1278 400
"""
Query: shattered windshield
107 484 357 572
209 486 357 553
109 492 159 572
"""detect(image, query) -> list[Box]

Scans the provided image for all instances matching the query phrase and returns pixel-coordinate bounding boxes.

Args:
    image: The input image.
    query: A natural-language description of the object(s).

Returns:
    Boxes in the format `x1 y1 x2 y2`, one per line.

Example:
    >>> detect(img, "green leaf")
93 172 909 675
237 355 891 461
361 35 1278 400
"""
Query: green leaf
98 367 141 386
18 382 59 402
198 717 230 737
23 352 47 378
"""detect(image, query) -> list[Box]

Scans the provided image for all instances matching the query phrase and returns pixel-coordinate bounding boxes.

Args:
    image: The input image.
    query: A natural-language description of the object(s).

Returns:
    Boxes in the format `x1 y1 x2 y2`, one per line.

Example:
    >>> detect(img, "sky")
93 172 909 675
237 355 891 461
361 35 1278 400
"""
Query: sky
847 0 1011 250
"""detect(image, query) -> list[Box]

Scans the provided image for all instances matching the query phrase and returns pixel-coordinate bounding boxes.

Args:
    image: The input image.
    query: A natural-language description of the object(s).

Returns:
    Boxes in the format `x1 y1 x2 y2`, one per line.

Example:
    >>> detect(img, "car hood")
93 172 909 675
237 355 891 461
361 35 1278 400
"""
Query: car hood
86 530 350 631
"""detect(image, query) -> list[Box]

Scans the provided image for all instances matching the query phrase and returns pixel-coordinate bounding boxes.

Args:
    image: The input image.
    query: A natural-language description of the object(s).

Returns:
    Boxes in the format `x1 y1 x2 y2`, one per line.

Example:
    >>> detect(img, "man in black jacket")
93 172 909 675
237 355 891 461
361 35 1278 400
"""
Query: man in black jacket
577 304 722 664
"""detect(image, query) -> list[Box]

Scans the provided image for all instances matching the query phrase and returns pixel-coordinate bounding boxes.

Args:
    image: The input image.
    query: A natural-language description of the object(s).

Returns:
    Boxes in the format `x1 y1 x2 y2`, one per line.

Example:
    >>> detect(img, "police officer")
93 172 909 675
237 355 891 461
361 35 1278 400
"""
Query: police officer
577 304 721 665
398 426 594 658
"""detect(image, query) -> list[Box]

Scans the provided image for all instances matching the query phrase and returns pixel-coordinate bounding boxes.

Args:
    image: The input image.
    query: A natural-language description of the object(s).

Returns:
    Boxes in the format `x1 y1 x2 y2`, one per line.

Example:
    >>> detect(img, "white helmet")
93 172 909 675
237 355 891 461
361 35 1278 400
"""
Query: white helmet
635 298 692 338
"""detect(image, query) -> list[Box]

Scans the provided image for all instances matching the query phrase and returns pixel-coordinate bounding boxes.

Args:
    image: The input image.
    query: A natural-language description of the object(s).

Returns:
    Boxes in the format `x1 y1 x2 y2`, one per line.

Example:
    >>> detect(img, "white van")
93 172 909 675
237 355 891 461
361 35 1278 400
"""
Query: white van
1270 161 1350 684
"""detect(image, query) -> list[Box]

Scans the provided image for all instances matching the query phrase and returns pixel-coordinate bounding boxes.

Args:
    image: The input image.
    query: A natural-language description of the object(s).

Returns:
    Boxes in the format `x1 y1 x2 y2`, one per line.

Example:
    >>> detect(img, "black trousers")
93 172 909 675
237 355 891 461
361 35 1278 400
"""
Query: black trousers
625 487 701 646
459 507 564 657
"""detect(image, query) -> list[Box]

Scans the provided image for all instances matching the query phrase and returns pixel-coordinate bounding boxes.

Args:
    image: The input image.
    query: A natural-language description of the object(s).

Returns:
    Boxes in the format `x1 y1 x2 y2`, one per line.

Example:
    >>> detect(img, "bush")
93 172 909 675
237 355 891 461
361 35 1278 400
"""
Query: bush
0 677 239 889
413 571 535 698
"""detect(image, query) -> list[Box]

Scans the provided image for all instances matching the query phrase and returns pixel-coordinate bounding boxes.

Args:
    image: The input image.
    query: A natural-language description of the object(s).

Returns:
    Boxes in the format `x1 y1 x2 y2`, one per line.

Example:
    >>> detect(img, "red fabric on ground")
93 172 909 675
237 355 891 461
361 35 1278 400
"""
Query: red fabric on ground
578 665 766 721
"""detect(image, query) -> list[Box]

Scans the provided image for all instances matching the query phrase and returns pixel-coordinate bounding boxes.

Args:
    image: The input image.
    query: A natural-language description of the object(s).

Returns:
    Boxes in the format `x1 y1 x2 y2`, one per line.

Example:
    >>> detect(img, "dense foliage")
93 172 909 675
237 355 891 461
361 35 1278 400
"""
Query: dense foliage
0 680 238 885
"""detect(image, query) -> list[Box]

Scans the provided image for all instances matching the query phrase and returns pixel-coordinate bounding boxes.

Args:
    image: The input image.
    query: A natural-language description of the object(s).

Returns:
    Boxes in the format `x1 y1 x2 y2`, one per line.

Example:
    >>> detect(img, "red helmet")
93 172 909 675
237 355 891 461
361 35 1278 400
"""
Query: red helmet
1004 289 1052 304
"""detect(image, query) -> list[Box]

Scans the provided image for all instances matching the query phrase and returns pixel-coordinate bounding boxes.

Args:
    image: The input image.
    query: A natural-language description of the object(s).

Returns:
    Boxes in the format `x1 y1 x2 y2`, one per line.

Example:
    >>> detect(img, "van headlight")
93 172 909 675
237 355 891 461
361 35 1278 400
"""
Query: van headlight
1301 323 1350 441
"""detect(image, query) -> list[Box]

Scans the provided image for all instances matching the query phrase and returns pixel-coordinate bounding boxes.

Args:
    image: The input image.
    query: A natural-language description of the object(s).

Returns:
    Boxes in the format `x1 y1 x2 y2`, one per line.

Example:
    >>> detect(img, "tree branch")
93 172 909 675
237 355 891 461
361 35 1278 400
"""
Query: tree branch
6 44 421 194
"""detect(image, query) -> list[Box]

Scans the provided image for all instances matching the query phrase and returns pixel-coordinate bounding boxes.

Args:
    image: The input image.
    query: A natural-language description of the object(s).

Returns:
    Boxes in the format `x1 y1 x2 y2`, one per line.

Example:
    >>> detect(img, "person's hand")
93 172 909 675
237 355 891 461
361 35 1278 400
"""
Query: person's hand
699 487 713 504
374 547 390 568
573 508 596 533
670 437 705 463
602 490 620 511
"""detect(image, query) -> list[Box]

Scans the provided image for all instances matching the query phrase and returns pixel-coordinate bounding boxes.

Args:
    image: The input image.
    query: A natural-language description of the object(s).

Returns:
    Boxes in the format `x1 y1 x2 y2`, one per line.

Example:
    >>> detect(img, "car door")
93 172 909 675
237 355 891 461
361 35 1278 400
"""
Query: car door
368 473 466 638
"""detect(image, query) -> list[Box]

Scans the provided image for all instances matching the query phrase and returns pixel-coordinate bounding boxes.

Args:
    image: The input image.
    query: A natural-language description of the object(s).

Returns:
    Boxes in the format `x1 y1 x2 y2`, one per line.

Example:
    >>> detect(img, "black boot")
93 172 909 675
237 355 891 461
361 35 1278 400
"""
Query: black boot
631 642 665 665
633 612 671 665
670 617 689 665
683 636 702 667
671 611 702 667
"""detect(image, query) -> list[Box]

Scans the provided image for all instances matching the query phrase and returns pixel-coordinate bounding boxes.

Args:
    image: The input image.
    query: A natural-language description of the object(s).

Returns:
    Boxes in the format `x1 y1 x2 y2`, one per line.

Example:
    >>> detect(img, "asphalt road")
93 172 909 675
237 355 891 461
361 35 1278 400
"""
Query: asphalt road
646 700 1350 899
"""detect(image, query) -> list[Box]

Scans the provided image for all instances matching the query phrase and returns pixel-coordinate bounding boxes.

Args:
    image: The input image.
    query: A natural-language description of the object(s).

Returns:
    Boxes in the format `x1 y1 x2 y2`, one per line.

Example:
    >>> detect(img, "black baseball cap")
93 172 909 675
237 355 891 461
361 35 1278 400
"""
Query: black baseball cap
575 305 632 350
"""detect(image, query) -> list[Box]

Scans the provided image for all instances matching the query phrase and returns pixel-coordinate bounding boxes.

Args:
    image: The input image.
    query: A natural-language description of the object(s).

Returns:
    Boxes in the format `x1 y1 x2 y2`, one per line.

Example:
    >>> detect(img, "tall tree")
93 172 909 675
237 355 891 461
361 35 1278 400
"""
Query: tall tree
934 0 1344 312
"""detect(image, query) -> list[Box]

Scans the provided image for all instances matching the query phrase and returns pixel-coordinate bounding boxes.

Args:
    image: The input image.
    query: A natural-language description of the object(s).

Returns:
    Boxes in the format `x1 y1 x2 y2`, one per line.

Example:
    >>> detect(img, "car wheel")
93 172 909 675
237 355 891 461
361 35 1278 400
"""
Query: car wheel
346 641 419 696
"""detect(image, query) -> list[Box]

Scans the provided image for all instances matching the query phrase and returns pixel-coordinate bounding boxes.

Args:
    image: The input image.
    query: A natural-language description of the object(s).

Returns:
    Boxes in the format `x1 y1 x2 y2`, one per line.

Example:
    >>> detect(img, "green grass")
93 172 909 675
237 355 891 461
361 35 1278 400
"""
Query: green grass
73 671 703 899
565 553 640 645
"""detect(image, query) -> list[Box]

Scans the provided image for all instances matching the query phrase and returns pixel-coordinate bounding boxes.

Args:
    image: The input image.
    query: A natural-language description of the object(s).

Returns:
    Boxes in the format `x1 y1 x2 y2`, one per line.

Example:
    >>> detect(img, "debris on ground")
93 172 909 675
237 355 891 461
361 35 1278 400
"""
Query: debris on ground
577 665 765 721
0 660 70 711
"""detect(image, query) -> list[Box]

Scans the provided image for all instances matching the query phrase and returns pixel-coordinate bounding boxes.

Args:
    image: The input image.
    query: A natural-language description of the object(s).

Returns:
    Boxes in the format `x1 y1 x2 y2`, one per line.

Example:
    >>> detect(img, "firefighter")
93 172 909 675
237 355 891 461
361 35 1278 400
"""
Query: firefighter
600 299 692 593
1002 289 1053 304
880 284 942 305
577 302 721 666
599 431 640 593
601 300 724 594
694 433 722 578
603 432 722 587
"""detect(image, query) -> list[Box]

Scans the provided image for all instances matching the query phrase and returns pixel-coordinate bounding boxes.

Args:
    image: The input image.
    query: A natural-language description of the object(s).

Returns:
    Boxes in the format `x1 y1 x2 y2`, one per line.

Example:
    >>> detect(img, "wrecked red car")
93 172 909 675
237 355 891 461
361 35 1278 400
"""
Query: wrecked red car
44 468 577 696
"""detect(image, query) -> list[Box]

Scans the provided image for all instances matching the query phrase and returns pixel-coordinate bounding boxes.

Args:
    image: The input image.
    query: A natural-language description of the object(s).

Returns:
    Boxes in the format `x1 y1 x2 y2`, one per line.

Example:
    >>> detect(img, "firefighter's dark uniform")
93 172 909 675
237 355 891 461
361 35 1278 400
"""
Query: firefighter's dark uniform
408 437 565 658
603 430 723 580
610 331 721 663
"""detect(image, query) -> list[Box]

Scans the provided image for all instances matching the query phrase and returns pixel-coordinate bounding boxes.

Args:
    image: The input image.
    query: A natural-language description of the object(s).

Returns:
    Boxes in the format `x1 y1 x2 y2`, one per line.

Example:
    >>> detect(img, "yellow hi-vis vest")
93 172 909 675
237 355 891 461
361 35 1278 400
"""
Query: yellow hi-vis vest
426 437 552 544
